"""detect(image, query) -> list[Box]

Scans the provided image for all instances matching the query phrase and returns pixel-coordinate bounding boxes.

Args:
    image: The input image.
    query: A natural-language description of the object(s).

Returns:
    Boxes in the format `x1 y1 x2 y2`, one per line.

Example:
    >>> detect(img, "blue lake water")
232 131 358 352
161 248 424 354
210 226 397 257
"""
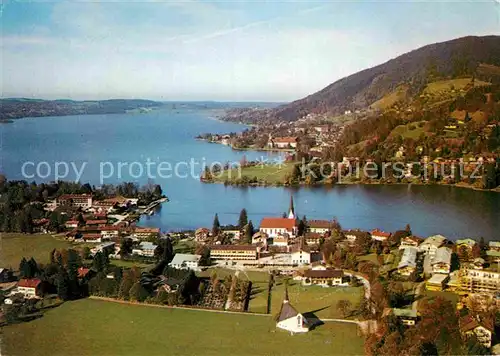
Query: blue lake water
1 108 499 240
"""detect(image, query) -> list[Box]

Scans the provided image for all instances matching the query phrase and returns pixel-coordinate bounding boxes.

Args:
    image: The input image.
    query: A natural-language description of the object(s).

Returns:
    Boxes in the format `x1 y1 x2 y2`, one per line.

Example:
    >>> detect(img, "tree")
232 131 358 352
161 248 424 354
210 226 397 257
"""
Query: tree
128 282 149 302
238 209 248 230
118 270 136 300
76 213 85 226
212 213 220 236
92 252 109 273
153 184 163 197
245 220 254 243
55 271 70 300
196 245 211 266
297 216 307 236
120 238 133 257
336 299 352 318
156 237 174 263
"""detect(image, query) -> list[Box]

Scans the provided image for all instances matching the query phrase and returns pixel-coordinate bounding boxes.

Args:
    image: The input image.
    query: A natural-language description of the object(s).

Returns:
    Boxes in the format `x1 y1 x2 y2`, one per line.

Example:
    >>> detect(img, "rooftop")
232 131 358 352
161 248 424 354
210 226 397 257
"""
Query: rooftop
456 238 476 247
260 218 296 230
170 253 201 265
18 278 41 288
431 247 452 265
303 269 343 279
209 244 257 251
308 220 331 229
421 234 447 247
427 273 448 284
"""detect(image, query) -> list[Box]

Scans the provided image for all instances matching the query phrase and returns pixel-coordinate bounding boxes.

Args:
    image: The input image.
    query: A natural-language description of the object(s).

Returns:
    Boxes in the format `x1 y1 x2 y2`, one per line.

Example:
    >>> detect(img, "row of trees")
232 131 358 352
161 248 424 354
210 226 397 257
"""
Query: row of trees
211 209 255 244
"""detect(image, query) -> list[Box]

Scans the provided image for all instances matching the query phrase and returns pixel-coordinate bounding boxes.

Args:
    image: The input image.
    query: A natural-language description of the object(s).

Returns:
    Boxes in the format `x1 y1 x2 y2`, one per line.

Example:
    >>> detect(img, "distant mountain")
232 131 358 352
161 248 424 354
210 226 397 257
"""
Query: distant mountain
0 98 163 121
237 35 500 123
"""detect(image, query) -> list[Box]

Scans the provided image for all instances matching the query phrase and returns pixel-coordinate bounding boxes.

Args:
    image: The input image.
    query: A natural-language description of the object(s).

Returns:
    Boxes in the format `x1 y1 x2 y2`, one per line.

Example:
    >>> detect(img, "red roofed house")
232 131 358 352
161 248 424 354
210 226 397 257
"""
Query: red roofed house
86 220 108 227
260 218 297 240
17 278 42 299
307 220 332 234
371 229 391 242
268 137 298 149
77 267 91 279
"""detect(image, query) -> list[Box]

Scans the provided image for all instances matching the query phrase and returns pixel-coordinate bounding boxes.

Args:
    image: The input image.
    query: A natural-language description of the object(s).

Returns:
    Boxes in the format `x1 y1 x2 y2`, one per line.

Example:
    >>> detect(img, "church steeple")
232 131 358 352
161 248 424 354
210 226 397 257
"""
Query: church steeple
288 195 295 220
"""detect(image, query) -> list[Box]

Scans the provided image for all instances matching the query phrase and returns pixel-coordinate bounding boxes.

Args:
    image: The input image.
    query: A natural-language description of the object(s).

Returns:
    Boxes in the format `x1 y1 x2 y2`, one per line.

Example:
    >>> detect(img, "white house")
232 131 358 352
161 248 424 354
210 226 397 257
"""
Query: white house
16 279 42 299
290 245 311 265
132 241 157 257
90 242 116 256
397 247 418 276
169 253 201 271
418 235 447 256
276 295 309 334
431 247 452 274
460 314 494 348
399 236 422 249
307 220 331 234
371 229 391 242
260 218 297 240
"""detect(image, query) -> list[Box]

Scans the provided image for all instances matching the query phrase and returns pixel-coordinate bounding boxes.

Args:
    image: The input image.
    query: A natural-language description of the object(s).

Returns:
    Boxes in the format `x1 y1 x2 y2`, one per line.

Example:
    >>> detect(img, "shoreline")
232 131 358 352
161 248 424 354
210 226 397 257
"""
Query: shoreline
204 178 500 193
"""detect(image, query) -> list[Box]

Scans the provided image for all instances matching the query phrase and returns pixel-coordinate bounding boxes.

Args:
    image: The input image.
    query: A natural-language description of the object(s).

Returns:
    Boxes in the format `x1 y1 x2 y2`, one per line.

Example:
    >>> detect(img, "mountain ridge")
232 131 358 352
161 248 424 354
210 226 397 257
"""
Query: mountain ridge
227 35 500 123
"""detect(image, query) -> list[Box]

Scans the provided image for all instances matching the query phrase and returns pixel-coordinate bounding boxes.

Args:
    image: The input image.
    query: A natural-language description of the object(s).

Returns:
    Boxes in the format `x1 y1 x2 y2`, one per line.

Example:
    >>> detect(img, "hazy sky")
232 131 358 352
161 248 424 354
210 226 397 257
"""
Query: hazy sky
1 1 499 101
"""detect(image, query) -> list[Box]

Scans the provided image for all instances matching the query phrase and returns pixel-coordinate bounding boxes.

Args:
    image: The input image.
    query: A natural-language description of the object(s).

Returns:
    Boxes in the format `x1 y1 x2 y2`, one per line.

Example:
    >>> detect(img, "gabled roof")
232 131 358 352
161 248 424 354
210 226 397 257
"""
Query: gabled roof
303 269 343 279
170 253 201 265
277 301 302 322
456 238 476 247
421 235 447 247
431 247 452 265
308 220 331 229
18 278 41 289
371 229 391 237
459 314 493 333
489 241 500 249
260 218 296 230
398 247 418 269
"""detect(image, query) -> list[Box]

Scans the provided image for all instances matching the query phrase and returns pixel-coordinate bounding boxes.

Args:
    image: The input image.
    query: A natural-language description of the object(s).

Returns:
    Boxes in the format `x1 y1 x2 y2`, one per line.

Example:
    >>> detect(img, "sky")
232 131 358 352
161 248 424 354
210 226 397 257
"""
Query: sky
1 0 499 102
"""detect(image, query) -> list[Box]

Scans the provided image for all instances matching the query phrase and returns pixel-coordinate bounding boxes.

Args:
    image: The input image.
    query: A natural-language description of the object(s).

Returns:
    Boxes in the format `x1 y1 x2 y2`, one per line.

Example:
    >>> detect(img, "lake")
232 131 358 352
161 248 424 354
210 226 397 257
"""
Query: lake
1 108 499 240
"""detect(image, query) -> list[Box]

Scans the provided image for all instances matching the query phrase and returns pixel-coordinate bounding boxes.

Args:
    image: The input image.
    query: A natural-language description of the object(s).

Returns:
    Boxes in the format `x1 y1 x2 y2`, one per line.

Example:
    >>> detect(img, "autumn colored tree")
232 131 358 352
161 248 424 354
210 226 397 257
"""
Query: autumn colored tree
336 299 352 318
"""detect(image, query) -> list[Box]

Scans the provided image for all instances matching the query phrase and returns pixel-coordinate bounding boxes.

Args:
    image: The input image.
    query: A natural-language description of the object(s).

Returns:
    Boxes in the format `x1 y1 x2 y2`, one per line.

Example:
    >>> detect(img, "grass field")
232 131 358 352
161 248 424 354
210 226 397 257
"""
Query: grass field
197 268 363 318
389 121 426 140
109 259 154 269
214 163 293 184
0 233 76 269
424 78 490 95
371 85 409 110
1 299 364 356
249 278 363 318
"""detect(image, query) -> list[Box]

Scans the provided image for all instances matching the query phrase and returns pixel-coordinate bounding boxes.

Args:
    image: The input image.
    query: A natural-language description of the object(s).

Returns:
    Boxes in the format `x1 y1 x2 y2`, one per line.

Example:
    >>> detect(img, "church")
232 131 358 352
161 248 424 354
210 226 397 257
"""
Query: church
276 284 310 334
259 196 298 240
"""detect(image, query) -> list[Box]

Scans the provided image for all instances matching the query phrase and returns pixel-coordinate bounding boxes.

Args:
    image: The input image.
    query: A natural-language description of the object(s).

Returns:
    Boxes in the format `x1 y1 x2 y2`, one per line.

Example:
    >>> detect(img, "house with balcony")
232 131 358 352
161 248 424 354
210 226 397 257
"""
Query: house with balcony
431 247 452 274
460 314 494 348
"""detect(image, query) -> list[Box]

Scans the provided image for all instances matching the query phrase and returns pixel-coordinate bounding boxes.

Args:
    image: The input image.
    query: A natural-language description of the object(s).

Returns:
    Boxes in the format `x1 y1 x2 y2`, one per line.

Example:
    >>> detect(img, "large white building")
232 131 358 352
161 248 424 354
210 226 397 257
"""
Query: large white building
397 247 418 276
56 194 93 209
169 253 201 271
290 244 311 265
431 247 452 274
418 235 447 256
132 241 157 257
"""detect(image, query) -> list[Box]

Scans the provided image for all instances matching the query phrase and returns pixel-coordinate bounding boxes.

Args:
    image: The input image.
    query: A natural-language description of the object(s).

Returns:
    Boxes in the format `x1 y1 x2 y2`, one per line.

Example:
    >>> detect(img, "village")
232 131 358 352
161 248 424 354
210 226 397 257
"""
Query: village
1 191 500 354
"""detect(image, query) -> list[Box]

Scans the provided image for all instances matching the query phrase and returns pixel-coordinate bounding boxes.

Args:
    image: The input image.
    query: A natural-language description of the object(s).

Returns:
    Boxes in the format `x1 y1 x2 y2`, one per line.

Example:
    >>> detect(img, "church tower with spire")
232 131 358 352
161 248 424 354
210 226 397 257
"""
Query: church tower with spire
288 195 295 220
